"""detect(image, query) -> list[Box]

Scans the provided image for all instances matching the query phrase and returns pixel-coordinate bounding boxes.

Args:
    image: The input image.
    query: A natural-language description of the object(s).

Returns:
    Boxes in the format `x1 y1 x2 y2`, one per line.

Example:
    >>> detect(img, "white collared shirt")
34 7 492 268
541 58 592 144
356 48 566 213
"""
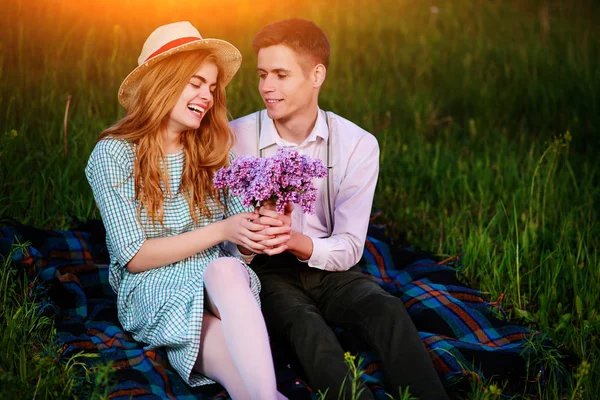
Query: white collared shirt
229 109 380 272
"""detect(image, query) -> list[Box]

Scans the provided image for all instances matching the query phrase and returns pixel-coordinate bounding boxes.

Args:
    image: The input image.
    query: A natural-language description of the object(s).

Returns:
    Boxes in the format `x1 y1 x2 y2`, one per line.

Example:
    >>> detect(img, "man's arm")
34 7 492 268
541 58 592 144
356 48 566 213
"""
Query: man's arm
309 135 379 270
286 231 314 260
259 135 380 271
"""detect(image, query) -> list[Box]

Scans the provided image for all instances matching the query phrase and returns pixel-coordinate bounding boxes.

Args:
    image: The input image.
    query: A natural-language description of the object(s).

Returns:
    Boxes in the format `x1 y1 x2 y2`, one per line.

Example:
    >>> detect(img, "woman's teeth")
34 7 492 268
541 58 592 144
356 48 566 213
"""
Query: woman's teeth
188 105 205 114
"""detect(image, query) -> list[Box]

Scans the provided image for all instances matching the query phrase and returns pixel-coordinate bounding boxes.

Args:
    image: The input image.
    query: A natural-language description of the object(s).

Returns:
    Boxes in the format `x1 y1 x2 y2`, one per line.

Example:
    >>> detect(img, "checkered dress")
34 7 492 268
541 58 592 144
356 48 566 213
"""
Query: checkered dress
85 138 261 386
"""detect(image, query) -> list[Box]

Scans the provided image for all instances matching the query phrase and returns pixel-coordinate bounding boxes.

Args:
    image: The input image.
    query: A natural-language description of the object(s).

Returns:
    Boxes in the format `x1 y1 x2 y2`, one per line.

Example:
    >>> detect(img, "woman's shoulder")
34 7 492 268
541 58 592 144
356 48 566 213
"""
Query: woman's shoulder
93 137 134 156
90 138 135 164
87 137 135 175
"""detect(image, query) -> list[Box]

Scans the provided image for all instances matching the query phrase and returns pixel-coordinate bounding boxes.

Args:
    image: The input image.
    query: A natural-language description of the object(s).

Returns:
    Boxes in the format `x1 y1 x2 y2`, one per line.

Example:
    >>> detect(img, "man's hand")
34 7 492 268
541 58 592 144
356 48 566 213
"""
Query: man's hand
258 202 314 260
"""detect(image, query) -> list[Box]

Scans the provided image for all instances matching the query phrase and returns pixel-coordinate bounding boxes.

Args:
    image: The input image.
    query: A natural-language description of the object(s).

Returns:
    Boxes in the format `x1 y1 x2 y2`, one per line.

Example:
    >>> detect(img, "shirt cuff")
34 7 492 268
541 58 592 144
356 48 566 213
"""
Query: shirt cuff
307 237 328 270
223 241 256 264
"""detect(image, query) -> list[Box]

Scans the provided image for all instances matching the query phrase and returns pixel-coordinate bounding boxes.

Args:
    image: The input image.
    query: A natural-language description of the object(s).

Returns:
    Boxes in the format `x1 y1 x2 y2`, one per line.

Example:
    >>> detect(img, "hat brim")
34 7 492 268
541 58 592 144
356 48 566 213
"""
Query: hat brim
118 38 242 110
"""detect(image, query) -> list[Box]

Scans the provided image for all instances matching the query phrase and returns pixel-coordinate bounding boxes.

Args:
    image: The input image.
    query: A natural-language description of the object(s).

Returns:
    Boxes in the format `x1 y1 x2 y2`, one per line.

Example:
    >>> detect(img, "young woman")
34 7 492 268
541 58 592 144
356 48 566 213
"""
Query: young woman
85 21 289 400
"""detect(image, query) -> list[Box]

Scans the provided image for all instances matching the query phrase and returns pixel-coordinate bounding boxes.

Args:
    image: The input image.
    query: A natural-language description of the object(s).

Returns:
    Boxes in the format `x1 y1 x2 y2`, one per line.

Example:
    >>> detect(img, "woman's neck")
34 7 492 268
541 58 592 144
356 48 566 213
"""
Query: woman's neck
161 129 183 154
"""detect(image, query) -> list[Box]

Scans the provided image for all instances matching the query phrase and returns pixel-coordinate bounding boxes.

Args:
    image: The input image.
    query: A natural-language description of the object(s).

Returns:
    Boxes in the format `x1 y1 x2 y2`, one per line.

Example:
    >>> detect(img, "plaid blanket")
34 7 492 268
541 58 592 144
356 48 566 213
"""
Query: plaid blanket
0 219 568 399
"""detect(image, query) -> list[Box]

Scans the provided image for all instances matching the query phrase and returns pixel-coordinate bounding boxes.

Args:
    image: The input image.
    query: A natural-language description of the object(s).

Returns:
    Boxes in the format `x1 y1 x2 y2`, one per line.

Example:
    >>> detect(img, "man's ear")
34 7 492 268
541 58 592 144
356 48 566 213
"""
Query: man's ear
312 64 327 88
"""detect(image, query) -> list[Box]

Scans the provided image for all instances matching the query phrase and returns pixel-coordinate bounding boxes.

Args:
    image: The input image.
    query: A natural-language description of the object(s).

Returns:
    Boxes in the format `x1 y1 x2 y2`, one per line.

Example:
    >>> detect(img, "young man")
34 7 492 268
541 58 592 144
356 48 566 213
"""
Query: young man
230 19 449 400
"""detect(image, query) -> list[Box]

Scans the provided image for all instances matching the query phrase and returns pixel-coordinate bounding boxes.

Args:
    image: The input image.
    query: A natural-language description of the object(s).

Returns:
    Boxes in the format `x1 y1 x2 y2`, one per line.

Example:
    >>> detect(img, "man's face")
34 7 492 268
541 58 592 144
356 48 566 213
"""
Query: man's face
257 44 316 123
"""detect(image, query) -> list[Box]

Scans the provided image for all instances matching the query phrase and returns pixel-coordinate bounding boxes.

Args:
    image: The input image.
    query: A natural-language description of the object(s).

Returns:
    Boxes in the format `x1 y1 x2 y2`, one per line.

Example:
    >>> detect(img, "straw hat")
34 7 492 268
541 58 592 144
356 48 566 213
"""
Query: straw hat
118 21 242 110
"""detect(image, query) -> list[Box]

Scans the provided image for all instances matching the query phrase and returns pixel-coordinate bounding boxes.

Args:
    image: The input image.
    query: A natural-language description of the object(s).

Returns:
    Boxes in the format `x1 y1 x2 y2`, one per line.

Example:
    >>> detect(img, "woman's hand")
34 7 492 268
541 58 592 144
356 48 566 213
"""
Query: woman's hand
221 211 290 254
255 202 294 255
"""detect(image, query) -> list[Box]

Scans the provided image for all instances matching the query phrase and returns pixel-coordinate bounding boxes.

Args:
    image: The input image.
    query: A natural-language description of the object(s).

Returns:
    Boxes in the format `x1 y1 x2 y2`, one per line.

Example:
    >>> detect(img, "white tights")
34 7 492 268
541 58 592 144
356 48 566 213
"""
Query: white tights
194 257 287 400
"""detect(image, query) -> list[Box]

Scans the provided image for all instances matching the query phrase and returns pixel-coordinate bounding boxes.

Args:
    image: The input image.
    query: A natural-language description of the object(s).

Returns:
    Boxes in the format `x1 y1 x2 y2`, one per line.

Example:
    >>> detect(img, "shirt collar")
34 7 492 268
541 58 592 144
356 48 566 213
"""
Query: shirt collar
258 108 329 150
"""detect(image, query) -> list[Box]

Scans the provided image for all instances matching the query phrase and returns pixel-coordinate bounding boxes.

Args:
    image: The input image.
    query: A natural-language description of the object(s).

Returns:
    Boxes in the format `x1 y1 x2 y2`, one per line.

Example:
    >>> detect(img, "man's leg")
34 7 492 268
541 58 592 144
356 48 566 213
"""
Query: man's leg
252 254 374 400
312 266 449 400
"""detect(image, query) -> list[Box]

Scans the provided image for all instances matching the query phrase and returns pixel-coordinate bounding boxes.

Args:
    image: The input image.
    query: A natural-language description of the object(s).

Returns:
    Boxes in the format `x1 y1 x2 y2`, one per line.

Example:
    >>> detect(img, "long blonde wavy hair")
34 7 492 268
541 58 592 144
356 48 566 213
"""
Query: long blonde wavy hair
99 51 233 226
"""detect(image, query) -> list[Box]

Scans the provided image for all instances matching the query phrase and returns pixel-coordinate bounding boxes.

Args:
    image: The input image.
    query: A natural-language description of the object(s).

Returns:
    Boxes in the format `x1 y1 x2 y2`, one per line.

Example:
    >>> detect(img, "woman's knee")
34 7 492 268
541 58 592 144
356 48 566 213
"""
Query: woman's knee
204 257 249 288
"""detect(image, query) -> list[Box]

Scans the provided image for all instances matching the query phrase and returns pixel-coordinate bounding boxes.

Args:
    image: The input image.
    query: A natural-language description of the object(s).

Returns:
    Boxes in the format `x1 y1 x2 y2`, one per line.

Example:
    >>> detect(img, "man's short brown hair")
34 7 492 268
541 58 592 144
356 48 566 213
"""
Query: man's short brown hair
252 19 330 69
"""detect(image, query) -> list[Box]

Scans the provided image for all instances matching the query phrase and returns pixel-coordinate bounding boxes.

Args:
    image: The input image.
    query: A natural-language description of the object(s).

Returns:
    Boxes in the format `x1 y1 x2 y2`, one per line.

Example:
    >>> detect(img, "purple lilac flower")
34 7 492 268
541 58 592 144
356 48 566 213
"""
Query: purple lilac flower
213 148 328 214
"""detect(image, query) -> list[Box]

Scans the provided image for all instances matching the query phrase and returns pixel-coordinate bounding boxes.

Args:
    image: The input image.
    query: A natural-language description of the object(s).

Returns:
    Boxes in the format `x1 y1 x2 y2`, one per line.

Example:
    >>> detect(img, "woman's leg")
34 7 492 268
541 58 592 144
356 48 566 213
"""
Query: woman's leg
194 311 251 400
201 257 286 400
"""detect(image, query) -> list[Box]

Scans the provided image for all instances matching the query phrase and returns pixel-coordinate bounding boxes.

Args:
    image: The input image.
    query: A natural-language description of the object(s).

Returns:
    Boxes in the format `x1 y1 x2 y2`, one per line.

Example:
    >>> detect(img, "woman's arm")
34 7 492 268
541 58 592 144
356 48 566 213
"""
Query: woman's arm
87 140 282 275
127 212 271 273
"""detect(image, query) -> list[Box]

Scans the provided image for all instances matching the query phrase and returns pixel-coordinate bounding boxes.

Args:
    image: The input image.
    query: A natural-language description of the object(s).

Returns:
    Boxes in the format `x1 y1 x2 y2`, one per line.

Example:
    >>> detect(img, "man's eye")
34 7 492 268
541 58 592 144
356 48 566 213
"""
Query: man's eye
278 74 286 79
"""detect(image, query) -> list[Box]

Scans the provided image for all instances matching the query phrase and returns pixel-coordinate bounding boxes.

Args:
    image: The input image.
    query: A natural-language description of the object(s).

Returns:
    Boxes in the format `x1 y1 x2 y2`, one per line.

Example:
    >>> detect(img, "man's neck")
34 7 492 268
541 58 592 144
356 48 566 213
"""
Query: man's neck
274 107 319 145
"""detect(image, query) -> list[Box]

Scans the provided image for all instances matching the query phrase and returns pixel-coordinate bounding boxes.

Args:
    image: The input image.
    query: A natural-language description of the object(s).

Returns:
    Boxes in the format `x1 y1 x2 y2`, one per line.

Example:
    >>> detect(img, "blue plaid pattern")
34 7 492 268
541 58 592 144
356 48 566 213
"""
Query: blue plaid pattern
0 219 573 399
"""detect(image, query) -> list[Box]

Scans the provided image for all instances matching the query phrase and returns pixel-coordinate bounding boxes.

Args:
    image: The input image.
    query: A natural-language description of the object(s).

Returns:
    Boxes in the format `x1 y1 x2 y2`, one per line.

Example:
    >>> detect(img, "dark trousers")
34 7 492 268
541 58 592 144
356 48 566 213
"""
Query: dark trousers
251 253 449 400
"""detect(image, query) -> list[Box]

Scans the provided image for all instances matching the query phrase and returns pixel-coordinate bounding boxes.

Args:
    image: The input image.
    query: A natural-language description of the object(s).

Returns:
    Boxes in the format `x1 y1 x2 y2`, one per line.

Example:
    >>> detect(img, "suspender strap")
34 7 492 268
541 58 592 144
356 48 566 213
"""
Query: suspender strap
323 112 334 236
256 109 335 236
256 110 264 158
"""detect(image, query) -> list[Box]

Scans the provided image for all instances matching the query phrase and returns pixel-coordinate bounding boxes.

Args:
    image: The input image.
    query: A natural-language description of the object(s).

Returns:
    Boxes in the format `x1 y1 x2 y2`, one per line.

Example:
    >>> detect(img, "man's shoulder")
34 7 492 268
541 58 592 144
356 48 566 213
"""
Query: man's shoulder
230 111 262 156
229 111 260 134
326 111 379 149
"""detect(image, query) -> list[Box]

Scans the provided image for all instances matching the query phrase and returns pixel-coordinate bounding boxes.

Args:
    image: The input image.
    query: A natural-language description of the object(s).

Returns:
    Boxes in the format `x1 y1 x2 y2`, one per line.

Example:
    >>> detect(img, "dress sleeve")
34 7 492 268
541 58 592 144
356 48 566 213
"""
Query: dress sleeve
85 139 146 268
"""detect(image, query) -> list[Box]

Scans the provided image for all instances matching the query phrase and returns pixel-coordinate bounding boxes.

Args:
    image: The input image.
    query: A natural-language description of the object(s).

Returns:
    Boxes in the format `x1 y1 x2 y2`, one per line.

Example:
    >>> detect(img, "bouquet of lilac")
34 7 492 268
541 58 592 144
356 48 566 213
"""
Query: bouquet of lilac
213 148 328 214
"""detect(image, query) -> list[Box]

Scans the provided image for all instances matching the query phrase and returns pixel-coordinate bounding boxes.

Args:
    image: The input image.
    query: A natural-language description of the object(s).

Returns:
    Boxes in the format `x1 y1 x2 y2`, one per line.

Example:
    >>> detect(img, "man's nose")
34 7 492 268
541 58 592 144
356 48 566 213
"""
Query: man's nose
261 76 275 92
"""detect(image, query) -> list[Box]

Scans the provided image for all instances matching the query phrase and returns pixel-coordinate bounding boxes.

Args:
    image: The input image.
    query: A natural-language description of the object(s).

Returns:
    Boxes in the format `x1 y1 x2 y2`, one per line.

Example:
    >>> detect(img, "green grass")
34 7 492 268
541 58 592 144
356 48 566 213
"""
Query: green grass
1 0 599 398
0 242 113 399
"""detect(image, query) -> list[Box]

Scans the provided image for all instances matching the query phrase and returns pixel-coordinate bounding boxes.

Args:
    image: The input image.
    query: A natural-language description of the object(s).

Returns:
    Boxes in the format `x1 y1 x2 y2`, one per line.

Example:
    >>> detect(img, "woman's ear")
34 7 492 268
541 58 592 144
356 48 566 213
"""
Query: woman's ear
313 64 327 88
